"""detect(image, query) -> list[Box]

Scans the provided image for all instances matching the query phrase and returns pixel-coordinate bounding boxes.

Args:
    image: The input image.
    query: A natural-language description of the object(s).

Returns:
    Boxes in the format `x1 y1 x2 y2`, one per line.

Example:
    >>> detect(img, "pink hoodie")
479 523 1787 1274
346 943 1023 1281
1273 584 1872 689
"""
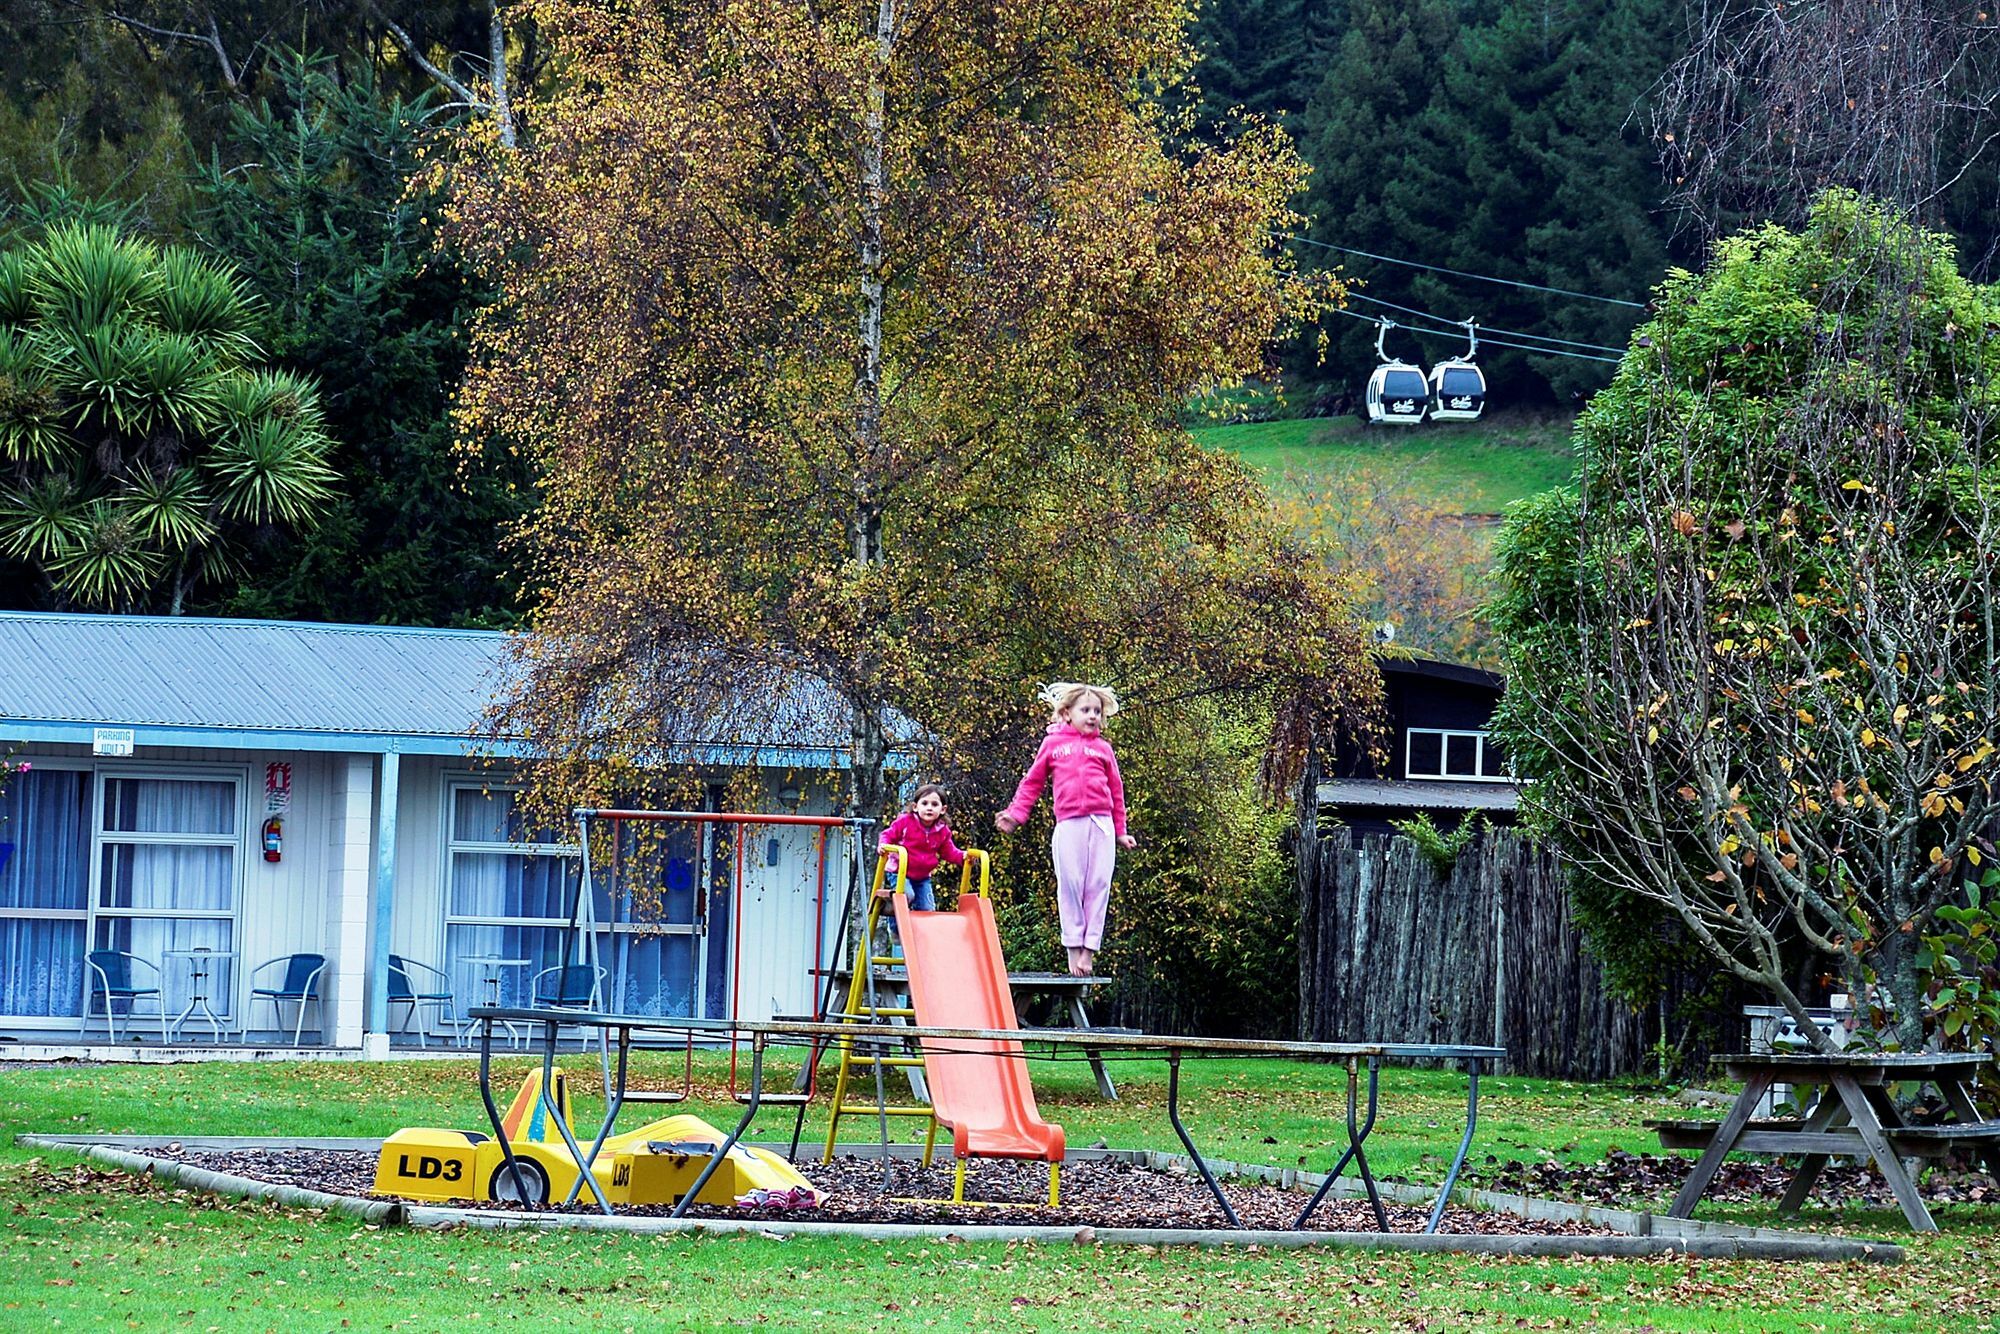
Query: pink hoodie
878 811 966 882
1001 724 1128 838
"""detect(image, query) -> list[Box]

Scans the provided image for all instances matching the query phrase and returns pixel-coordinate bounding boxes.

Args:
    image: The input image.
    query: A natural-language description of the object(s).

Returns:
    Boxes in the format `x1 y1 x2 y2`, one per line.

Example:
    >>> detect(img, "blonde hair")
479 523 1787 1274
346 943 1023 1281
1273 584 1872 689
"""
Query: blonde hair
1039 681 1121 724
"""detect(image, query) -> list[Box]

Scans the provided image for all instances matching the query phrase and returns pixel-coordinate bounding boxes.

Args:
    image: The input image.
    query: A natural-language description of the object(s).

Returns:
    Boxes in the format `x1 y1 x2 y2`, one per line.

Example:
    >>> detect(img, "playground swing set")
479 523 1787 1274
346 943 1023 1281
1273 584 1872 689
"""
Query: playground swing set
374 806 1069 1211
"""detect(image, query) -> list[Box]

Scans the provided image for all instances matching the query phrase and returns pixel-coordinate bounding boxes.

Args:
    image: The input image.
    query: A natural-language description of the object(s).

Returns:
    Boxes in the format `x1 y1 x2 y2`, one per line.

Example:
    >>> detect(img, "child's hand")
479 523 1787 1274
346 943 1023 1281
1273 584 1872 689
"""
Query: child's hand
995 813 1019 834
1117 833 1138 850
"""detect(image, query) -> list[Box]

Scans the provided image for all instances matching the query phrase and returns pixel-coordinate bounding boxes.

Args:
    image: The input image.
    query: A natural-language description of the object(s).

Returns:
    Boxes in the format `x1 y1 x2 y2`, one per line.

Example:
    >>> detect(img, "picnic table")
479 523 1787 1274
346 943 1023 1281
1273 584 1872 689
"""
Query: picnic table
1651 1051 2000 1231
830 968 1128 1098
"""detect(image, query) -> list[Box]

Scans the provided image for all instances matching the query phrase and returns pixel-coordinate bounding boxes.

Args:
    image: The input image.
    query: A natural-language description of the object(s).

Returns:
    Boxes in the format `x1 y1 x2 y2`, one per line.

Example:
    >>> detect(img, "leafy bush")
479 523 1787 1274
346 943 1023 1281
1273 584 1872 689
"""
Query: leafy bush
1390 811 1486 874
1489 191 2000 1048
1921 866 2000 1105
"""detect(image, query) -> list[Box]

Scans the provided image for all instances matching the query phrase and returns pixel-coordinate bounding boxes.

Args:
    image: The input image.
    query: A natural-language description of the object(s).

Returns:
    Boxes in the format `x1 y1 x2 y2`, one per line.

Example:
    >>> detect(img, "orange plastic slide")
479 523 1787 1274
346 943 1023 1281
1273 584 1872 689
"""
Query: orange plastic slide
893 892 1065 1166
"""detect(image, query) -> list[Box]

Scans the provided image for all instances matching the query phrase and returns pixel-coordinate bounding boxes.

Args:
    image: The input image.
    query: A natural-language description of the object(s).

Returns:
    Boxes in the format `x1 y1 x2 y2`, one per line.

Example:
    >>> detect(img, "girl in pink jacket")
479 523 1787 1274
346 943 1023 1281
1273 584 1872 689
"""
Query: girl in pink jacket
995 682 1137 976
878 782 965 914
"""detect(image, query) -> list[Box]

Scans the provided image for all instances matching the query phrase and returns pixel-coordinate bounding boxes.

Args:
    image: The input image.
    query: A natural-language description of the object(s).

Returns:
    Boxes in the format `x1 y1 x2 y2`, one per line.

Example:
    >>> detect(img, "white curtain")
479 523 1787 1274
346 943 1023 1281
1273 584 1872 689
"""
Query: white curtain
0 769 89 1017
94 777 237 1018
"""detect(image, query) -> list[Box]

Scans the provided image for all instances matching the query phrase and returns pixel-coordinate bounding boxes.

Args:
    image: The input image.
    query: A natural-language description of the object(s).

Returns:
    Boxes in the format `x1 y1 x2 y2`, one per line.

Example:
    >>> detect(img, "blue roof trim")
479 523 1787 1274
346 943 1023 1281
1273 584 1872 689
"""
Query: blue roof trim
0 608 503 637
0 718 870 770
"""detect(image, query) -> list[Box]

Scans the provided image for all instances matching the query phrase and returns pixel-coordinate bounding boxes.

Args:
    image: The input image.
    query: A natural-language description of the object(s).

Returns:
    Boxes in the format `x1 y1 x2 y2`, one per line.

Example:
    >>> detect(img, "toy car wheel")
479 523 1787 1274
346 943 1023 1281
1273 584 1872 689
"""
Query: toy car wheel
489 1157 549 1207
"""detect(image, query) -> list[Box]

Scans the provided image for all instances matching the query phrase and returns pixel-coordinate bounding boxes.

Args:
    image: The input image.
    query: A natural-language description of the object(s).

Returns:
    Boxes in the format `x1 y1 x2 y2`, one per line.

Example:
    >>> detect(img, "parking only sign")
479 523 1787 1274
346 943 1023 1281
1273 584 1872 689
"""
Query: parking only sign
92 727 135 757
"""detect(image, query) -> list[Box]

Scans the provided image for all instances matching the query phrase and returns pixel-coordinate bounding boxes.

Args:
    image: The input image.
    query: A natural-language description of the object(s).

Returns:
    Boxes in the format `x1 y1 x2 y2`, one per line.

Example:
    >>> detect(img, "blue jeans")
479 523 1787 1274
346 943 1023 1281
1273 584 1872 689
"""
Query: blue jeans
885 877 935 941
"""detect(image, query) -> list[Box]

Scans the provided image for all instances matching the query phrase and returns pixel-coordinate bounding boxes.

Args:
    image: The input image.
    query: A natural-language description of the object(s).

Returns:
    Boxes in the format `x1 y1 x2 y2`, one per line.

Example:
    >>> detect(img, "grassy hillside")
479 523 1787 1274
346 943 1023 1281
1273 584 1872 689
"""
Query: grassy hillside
1193 409 1577 514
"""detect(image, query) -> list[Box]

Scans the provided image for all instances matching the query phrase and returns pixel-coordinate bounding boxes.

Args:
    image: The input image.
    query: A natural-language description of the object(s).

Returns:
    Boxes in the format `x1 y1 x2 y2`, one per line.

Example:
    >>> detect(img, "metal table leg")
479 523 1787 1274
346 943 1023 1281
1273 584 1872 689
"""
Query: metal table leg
476 1017 536 1206
1070 994 1118 1101
1166 1053 1240 1228
1426 1058 1483 1234
672 1033 766 1219
535 1017 615 1215
1293 1056 1380 1228
1344 1057 1389 1230
564 1024 633 1206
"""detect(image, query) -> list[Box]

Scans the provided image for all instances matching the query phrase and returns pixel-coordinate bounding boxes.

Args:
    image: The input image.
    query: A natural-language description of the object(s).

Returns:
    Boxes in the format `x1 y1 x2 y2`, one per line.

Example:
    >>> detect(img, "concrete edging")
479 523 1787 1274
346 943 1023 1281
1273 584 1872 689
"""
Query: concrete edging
27 1139 404 1226
13 1134 1904 1263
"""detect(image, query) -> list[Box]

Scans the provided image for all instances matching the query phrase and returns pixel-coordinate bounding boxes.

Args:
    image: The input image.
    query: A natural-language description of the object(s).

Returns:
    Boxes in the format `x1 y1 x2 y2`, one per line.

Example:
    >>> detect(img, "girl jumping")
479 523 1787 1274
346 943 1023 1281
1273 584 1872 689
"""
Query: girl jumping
994 682 1136 976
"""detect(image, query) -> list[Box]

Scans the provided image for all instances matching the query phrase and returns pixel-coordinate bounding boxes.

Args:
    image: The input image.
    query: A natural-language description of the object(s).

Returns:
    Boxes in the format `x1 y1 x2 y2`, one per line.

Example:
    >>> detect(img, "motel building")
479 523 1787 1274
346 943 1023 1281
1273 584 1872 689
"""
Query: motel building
0 611 869 1059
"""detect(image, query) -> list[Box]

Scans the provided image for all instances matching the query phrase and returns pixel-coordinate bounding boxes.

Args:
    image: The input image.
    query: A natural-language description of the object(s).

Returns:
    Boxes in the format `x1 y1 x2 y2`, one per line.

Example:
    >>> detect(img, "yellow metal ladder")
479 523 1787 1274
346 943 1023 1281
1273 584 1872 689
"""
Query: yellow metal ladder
820 848 989 1166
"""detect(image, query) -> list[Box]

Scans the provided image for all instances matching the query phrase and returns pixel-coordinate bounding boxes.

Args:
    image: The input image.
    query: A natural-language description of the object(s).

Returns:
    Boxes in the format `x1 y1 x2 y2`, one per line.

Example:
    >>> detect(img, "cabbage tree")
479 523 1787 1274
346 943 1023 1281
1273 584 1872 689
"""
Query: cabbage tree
0 222 336 612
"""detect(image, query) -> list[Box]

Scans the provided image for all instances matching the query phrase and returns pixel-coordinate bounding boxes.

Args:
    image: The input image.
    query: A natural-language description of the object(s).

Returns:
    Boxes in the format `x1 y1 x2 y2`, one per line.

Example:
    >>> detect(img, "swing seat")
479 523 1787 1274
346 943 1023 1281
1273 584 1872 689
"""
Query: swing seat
737 1090 812 1106
624 1089 690 1104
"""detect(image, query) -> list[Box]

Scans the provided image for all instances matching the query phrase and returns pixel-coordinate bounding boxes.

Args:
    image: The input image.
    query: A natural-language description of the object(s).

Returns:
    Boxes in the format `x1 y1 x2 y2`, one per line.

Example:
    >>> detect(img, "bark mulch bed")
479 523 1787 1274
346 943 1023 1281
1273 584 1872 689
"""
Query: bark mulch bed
137 1145 1612 1235
1482 1148 1999 1209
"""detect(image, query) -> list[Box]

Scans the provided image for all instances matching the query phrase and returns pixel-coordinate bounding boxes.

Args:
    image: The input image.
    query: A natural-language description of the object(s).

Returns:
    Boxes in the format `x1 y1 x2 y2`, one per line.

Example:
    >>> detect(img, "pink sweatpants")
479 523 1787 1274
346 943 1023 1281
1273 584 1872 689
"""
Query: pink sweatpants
1051 814 1116 949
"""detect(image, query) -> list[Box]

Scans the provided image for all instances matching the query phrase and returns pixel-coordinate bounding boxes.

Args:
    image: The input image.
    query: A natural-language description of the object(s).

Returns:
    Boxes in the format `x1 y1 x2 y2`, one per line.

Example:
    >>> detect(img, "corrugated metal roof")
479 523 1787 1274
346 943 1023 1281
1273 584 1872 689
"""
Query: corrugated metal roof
0 612 509 739
0 612 876 755
1317 778 1520 812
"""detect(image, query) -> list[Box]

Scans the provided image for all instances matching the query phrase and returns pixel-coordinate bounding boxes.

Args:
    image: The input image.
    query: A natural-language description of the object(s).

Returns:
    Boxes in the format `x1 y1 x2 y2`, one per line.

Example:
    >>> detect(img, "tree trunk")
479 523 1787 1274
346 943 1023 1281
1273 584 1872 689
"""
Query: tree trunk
1873 927 1929 1050
169 554 189 616
489 2 516 149
844 0 896 826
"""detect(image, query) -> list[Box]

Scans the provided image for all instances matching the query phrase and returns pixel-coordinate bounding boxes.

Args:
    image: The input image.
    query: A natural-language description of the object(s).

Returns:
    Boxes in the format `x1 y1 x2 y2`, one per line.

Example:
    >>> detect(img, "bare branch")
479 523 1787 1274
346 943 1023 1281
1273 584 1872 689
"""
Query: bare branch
106 6 242 93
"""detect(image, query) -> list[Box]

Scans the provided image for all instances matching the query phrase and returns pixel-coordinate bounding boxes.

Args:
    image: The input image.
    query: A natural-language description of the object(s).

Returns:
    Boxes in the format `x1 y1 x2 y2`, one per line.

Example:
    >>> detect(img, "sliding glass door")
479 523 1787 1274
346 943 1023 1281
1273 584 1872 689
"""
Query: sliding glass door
93 774 243 1022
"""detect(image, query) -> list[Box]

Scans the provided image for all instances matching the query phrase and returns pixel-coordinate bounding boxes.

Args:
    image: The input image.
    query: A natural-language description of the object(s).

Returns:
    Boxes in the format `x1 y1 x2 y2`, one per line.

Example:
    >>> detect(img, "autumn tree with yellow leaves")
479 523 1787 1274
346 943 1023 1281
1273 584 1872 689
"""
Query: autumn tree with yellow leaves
1490 194 2000 1052
436 0 1376 1003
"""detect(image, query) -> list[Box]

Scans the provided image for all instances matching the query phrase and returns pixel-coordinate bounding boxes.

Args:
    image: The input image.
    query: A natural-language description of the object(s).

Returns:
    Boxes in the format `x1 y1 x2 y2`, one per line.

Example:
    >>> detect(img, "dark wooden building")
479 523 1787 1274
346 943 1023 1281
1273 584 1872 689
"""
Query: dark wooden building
1319 655 1517 836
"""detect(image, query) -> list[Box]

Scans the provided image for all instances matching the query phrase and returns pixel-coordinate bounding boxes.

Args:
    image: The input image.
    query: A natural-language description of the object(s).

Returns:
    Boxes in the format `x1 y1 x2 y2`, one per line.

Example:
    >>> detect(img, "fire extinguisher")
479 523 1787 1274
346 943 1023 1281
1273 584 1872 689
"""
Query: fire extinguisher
261 815 283 863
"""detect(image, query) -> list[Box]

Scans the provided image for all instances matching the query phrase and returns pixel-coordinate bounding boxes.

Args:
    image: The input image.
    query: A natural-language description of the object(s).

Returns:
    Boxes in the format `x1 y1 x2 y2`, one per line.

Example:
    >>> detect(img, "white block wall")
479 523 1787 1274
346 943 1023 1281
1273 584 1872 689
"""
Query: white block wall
323 754 374 1047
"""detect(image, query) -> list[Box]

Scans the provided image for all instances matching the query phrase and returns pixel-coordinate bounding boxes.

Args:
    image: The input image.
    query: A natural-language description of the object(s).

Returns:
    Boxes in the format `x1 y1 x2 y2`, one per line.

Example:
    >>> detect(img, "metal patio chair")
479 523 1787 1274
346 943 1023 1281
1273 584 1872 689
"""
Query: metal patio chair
528 962 610 1060
83 949 164 1043
529 963 607 1012
248 952 327 1045
387 955 461 1048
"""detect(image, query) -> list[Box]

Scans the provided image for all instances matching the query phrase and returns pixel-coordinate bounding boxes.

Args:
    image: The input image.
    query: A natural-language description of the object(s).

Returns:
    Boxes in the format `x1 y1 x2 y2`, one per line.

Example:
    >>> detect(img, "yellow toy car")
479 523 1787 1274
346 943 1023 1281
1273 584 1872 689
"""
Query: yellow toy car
373 1067 819 1209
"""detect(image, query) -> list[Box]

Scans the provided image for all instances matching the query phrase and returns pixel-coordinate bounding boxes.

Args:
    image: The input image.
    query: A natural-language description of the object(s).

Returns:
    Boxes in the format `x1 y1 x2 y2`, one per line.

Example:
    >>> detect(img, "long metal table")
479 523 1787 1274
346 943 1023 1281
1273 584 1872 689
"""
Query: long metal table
466 1004 1502 1233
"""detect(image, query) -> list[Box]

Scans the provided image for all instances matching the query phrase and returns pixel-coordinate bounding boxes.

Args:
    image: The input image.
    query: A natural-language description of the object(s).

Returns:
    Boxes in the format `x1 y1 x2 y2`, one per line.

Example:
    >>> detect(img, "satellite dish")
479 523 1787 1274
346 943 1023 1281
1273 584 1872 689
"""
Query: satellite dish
1373 621 1397 644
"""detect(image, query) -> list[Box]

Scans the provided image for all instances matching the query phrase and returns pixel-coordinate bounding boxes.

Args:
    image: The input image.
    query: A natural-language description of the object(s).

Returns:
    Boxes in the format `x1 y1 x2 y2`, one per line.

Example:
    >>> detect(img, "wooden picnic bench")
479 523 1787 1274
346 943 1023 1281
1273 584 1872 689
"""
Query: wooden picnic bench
1652 1051 1999 1231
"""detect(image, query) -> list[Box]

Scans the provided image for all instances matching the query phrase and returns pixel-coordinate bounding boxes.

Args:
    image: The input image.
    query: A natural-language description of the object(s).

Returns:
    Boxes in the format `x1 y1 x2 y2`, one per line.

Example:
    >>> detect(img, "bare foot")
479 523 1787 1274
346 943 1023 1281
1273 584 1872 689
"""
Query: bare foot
1077 948 1094 975
1066 947 1086 976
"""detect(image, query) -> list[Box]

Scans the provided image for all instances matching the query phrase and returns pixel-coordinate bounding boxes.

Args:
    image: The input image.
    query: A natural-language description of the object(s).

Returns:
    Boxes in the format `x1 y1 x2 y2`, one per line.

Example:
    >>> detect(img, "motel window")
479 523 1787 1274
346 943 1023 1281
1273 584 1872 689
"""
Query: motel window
1404 729 1511 782
0 767 92 1018
442 785 585 1014
441 783 734 1025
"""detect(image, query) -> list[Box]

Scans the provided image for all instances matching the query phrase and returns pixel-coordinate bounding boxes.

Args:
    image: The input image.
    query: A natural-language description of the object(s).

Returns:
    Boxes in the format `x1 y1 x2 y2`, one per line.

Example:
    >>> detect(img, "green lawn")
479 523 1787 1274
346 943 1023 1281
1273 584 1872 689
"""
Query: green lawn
1192 410 1577 514
3 1054 1995 1331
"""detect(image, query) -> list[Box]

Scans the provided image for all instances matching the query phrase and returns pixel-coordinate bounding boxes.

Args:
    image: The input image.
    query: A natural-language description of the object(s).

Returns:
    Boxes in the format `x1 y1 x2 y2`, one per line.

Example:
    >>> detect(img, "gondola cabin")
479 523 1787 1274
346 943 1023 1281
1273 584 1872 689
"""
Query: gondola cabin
1365 363 1429 426
1427 359 1486 421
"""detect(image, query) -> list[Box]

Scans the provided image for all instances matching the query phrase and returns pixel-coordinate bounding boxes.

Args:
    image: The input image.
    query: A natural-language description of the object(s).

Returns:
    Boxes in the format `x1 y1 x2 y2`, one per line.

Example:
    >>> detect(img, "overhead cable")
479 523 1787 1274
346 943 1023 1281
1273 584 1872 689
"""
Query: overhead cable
1328 305 1623 365
1341 289 1628 354
1292 235 1647 309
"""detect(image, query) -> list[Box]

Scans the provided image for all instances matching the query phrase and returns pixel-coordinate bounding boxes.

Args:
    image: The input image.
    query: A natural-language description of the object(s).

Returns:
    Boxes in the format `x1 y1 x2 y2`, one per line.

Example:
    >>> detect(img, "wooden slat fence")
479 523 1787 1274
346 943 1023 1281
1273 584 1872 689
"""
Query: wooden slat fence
1298 829 1655 1080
